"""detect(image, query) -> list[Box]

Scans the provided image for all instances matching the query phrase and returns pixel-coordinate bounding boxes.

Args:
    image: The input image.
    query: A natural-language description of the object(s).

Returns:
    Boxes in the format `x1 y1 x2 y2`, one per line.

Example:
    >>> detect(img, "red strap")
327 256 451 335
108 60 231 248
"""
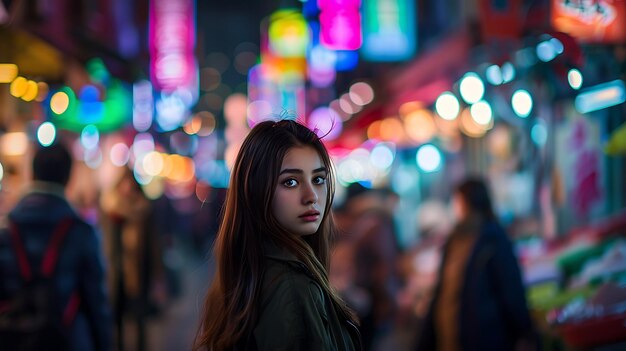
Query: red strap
41 218 73 277
9 221 32 281
9 218 81 326
62 291 81 326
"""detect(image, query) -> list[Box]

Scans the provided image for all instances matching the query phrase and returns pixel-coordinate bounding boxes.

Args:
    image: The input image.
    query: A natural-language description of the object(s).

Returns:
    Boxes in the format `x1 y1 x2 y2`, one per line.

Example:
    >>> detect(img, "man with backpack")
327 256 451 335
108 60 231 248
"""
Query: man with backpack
0 142 112 351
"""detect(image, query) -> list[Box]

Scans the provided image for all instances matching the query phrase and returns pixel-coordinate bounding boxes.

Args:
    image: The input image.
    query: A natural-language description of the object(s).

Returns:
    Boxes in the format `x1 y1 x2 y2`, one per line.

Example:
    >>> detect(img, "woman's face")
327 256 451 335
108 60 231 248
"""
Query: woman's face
272 146 328 236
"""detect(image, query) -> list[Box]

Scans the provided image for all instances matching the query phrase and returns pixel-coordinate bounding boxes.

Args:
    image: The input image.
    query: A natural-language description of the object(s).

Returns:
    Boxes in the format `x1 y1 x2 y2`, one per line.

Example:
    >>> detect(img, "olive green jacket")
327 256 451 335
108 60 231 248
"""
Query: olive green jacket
242 242 362 351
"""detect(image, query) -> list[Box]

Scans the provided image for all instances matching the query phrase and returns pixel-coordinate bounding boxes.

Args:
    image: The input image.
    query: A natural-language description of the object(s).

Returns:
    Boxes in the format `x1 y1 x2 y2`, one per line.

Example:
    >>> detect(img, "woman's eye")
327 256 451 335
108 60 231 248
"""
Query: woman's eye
282 179 298 187
313 176 326 185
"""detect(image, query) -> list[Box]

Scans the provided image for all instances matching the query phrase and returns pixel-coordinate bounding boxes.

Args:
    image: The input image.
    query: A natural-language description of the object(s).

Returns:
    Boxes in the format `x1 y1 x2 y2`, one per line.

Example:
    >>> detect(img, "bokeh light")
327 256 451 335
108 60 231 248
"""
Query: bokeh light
142 151 164 176
35 82 49 102
459 72 484 104
37 122 56 147
536 40 556 62
84 147 103 169
485 65 503 85
80 125 100 150
10 76 28 97
110 143 130 167
568 69 583 90
0 64 18 83
349 82 374 106
370 143 395 170
307 107 343 140
50 91 70 115
1 132 28 156
224 93 248 126
247 100 273 127
21 80 39 101
459 108 488 138
501 62 516 83
404 109 436 143
416 144 442 173
435 92 460 121
470 100 493 125
380 118 404 143
512 89 533 118
531 119 548 146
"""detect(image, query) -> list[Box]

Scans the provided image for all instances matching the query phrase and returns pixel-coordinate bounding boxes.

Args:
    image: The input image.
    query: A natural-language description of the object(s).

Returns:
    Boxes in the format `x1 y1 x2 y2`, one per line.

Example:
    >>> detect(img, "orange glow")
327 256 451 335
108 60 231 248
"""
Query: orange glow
367 120 382 140
404 109 436 143
21 80 39 102
459 108 488 138
159 154 174 178
0 64 18 83
399 101 423 117
167 155 195 182
183 116 202 135
1 132 29 156
380 118 405 143
10 77 28 97
434 116 459 137
50 92 70 114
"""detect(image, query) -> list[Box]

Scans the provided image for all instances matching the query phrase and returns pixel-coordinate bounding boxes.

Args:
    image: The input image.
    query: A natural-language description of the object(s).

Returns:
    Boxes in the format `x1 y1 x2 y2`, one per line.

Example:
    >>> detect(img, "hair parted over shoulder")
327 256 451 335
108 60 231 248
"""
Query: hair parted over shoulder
194 119 357 351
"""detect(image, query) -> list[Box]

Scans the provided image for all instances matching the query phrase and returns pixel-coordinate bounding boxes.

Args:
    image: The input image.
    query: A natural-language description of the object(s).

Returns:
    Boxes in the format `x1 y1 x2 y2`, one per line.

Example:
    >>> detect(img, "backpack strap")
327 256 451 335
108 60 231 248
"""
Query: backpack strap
41 218 74 277
9 218 74 279
8 220 32 281
62 291 81 327
9 218 81 326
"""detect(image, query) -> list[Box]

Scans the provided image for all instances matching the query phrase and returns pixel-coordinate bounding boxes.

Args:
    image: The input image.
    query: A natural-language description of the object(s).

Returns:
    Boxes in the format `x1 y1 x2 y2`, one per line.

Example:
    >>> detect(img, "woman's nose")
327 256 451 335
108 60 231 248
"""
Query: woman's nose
302 182 318 204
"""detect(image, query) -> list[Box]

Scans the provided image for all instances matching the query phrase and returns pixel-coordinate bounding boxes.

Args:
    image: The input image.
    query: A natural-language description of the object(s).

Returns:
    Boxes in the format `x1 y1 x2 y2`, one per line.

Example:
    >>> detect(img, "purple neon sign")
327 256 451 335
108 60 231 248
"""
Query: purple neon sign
149 0 196 93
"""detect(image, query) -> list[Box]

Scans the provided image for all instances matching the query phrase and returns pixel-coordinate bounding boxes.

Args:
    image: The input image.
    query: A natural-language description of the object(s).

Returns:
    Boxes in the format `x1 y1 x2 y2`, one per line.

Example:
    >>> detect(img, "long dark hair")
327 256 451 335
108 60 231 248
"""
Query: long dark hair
194 119 356 350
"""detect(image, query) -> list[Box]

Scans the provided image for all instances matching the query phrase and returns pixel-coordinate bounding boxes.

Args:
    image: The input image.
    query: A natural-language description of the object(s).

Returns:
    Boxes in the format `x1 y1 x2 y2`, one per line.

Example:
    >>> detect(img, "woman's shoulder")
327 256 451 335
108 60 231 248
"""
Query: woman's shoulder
262 258 319 298
258 258 326 323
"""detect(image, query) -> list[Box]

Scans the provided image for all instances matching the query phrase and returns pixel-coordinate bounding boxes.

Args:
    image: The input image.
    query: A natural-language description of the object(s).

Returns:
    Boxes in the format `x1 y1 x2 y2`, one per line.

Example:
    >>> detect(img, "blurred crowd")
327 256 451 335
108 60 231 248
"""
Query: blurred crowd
0 141 559 351
0 142 206 351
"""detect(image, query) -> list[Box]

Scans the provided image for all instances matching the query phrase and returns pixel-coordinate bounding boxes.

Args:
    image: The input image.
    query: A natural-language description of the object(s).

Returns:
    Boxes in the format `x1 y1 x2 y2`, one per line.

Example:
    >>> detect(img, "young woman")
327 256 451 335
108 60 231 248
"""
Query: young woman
194 120 361 351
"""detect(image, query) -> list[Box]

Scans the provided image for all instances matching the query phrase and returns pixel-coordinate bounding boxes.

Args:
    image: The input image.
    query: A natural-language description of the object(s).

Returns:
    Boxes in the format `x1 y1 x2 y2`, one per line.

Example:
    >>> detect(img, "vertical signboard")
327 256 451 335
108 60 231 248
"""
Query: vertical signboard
362 0 416 61
149 0 197 94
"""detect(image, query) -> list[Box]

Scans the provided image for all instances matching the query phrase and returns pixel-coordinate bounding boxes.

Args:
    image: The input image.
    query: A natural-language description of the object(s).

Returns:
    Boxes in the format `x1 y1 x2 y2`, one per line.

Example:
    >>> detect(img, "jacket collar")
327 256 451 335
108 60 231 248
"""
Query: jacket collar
28 181 68 199
9 181 77 224
262 240 303 265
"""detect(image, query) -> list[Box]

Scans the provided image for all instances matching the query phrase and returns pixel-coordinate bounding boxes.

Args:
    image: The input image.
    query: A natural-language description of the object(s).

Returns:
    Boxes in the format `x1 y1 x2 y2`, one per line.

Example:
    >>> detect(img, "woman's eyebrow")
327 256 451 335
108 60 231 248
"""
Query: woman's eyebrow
279 166 327 175
279 168 302 175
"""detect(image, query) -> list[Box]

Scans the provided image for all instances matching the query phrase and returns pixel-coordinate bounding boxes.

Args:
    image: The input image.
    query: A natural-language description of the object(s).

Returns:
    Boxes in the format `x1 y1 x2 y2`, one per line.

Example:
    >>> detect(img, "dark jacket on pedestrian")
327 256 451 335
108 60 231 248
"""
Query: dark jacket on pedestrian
416 220 534 351
237 241 361 351
0 183 113 351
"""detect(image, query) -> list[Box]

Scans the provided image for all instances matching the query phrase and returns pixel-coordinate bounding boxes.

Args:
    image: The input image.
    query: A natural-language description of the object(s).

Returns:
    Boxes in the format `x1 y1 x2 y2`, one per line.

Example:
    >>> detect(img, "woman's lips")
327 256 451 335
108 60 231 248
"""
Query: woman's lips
299 211 320 222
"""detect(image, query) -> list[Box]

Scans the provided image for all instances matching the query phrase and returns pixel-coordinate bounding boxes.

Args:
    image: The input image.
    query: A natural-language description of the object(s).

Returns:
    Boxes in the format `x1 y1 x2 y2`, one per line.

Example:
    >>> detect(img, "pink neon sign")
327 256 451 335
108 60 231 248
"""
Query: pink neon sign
319 0 362 51
318 0 361 10
320 10 362 50
149 0 196 92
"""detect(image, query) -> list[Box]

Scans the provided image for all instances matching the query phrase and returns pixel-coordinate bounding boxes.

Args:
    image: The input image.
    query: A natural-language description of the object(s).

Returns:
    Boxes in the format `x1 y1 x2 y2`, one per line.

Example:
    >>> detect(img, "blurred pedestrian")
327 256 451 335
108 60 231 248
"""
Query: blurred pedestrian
100 166 166 351
194 120 361 351
416 177 537 351
0 142 112 351
337 184 403 351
